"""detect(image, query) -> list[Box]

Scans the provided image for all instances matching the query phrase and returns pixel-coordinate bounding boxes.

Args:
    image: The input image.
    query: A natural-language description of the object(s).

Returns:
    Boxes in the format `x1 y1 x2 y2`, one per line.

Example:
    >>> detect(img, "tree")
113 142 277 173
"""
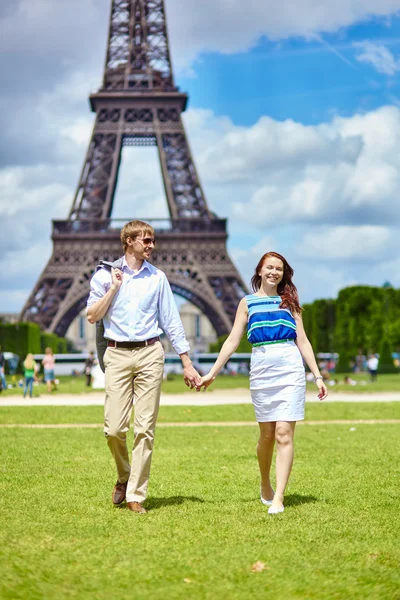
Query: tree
378 339 398 374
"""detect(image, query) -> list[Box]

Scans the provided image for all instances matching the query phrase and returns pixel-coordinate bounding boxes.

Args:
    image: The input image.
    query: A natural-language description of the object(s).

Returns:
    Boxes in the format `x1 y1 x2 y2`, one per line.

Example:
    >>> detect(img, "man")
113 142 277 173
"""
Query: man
87 220 200 514
367 354 379 382
84 351 96 387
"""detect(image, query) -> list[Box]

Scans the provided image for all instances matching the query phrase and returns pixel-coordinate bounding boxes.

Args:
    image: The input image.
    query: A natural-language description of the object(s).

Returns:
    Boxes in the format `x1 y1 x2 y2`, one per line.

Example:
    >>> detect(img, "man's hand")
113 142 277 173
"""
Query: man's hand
183 364 201 389
111 267 123 290
87 269 123 324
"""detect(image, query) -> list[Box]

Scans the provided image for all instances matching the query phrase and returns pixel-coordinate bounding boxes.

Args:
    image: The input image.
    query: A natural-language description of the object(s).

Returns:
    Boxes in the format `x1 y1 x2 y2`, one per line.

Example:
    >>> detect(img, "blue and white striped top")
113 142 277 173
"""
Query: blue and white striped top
246 294 297 346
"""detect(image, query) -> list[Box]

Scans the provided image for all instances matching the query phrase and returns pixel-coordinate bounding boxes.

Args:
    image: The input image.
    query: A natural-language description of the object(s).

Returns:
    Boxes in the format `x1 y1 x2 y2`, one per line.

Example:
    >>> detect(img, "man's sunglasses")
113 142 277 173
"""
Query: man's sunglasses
136 237 156 246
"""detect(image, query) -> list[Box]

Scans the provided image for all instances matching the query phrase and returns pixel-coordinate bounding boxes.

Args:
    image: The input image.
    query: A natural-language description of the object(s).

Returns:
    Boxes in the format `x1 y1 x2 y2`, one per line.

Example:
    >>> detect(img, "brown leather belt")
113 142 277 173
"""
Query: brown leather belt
107 336 160 349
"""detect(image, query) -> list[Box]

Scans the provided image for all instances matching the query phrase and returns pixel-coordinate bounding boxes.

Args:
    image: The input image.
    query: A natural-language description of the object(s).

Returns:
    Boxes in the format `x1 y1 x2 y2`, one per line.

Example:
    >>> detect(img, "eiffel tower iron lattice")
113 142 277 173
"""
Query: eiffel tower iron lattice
20 0 248 338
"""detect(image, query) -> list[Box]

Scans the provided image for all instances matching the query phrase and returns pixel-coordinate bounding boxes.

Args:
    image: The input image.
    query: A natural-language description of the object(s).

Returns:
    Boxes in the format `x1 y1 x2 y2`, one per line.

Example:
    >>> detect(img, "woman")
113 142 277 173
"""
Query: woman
198 252 328 514
42 347 56 392
23 354 38 399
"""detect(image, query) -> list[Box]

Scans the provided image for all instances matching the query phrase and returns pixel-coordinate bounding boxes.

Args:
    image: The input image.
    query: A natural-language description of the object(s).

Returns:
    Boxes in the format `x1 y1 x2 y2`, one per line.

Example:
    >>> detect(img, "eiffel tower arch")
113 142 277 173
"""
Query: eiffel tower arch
20 0 248 338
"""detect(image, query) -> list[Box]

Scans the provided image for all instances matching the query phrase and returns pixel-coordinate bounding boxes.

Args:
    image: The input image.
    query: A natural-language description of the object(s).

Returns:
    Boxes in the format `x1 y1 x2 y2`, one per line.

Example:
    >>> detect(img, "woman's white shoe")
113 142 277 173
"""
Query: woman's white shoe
260 488 275 506
268 505 284 514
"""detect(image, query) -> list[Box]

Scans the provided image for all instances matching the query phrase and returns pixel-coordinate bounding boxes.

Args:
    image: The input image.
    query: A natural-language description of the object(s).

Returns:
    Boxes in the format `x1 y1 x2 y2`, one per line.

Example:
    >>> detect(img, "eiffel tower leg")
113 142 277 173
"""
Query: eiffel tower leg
69 120 123 220
20 234 124 336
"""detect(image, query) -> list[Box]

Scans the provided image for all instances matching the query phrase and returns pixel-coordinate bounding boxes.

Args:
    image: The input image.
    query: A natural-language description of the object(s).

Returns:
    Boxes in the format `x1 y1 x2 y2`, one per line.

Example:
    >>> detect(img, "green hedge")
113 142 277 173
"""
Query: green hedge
0 322 41 357
0 322 69 373
40 333 68 354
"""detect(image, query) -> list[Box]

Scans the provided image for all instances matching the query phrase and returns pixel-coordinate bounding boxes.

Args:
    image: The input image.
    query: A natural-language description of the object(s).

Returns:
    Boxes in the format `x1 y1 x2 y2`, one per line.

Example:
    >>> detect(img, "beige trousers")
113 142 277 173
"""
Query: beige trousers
103 342 165 503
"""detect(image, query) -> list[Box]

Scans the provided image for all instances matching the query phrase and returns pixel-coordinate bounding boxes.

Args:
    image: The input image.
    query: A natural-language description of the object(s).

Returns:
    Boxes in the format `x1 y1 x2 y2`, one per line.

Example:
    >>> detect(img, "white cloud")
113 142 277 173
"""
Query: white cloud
2 0 400 87
183 105 400 226
0 166 71 218
167 0 400 70
296 225 392 259
354 40 400 74
292 261 358 304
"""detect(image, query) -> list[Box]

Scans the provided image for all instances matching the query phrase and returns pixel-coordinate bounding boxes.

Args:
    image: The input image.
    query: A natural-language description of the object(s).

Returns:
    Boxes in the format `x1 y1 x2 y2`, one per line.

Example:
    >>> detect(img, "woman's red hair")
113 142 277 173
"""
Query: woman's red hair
251 252 302 314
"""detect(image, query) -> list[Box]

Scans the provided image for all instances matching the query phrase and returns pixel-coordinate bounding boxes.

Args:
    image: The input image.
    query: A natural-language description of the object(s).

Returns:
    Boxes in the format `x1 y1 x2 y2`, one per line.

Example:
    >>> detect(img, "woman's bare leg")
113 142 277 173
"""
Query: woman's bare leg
257 422 276 501
270 421 296 509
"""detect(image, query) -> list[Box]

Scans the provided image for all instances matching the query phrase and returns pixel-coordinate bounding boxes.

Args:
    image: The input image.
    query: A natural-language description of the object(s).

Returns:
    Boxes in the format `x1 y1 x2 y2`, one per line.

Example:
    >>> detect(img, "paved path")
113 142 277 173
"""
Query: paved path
0 390 399 406
1 419 399 428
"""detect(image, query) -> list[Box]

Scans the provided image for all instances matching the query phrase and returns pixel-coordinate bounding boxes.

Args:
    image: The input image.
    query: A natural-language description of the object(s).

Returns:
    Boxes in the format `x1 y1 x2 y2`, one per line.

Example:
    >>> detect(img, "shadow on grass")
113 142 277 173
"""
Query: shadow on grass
145 495 205 510
244 493 318 507
284 493 318 507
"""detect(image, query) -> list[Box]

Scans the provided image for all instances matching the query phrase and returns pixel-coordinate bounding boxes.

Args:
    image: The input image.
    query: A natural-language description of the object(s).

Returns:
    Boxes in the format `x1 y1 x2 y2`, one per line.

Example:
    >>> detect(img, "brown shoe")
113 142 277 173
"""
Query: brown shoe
112 481 128 505
127 501 147 514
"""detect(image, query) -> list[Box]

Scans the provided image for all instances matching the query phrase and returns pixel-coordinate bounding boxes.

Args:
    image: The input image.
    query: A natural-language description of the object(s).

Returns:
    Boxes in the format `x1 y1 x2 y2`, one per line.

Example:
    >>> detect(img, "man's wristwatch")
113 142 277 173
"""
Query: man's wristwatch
314 376 323 381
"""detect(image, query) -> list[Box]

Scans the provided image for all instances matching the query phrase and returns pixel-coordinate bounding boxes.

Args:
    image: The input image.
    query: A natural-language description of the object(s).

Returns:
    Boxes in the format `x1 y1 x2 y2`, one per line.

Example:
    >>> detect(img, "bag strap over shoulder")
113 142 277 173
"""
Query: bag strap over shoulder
95 256 124 373
96 257 124 273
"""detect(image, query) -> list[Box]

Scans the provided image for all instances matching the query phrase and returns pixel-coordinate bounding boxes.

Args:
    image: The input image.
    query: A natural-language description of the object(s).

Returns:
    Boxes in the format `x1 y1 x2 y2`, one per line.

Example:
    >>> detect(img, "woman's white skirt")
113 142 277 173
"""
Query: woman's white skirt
250 340 306 422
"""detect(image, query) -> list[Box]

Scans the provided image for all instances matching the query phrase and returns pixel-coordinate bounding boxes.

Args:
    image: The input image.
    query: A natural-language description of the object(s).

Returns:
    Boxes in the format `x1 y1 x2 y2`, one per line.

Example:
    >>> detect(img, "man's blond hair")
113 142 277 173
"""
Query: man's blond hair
120 220 155 252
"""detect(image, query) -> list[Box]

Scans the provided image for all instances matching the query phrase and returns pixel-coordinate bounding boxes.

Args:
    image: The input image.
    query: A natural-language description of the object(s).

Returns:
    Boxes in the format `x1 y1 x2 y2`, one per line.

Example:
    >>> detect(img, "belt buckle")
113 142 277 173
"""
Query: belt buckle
144 339 148 347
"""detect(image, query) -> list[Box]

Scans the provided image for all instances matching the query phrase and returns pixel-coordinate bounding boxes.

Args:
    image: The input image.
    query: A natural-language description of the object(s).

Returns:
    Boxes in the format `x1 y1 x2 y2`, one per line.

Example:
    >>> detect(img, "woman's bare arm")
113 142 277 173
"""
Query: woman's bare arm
295 312 328 400
198 298 248 389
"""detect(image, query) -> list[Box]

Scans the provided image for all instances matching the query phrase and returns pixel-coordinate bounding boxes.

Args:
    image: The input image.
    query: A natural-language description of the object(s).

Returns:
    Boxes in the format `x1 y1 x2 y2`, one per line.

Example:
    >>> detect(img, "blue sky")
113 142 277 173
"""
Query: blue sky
1 0 400 318
180 19 400 126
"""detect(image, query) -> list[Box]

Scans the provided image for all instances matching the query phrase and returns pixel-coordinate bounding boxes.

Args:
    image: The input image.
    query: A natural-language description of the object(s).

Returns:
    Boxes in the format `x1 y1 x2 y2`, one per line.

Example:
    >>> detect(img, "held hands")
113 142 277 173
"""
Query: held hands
316 378 328 401
195 372 216 392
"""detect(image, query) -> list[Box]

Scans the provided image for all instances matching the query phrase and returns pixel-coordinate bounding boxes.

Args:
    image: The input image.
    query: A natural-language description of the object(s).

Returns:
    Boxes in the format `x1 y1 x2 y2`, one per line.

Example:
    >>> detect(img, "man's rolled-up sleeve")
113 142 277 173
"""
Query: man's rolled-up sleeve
86 270 108 311
158 273 190 355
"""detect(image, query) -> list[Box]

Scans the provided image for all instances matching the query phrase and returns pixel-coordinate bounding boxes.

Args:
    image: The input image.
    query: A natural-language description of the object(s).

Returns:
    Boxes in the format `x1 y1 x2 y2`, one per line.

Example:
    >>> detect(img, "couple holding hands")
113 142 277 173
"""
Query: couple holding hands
87 220 328 516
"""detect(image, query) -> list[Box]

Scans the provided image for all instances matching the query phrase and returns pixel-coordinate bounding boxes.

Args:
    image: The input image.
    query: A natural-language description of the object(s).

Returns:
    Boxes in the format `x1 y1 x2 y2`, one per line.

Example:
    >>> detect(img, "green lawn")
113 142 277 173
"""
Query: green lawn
0 404 399 599
1 372 400 396
1 401 400 425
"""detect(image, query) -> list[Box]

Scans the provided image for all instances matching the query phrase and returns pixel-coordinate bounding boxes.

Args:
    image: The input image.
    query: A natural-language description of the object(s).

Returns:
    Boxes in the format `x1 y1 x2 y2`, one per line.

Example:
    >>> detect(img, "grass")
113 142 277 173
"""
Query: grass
1 402 400 425
0 404 399 599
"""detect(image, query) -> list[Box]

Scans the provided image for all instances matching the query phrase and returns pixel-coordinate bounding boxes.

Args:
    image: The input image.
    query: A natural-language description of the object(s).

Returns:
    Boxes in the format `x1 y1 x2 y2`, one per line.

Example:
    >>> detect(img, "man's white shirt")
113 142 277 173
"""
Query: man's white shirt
87 257 190 355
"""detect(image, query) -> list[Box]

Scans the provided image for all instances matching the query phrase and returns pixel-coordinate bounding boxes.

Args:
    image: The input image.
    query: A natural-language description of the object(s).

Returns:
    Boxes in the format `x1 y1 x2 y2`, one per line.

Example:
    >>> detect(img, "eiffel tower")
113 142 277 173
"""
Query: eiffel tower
20 0 248 338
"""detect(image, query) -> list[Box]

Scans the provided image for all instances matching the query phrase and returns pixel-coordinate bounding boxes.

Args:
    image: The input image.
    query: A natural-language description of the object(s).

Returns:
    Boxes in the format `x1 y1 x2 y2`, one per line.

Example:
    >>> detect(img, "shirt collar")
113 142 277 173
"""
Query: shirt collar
122 256 151 275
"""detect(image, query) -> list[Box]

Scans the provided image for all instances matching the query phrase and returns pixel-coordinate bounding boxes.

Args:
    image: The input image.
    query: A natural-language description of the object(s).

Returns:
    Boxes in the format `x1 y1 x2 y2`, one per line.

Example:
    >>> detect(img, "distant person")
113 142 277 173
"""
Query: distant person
0 345 6 392
42 347 56 392
367 354 379 382
84 352 96 387
197 252 328 515
343 376 357 386
328 359 336 373
23 354 38 398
